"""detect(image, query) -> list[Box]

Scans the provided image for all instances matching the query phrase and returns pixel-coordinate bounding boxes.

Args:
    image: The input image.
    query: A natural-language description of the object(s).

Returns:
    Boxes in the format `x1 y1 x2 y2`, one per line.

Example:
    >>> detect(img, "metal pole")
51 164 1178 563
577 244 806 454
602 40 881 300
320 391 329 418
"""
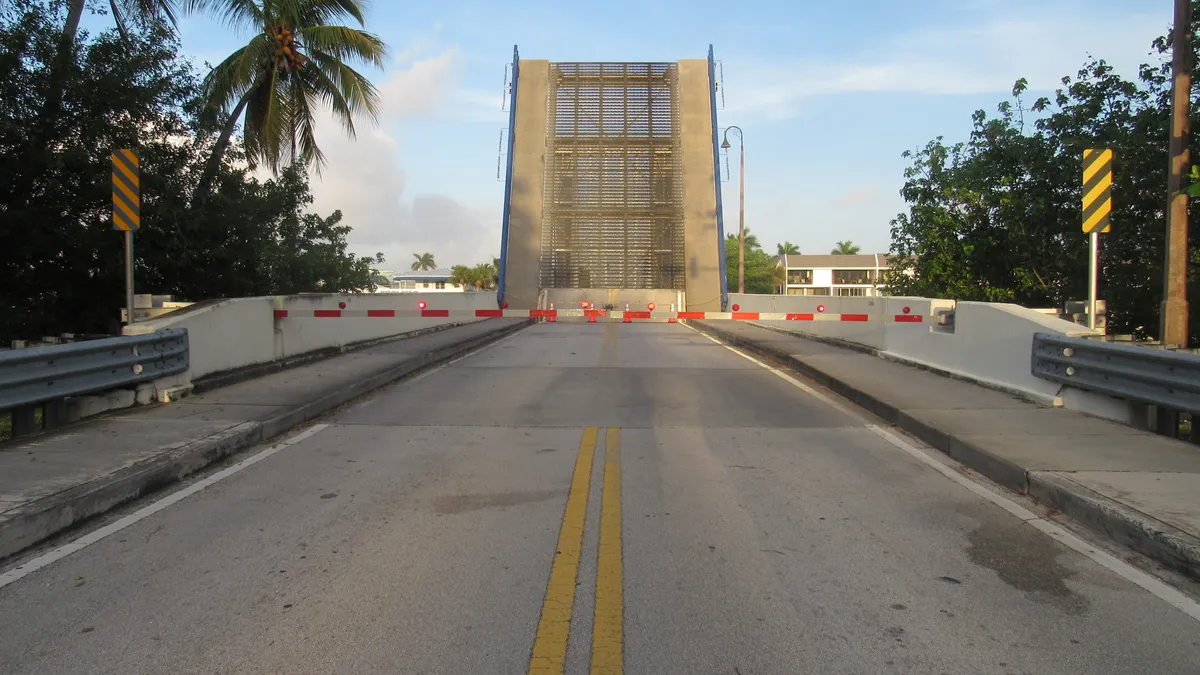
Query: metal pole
1162 0 1191 347
1088 231 1098 331
738 142 745 294
125 230 135 325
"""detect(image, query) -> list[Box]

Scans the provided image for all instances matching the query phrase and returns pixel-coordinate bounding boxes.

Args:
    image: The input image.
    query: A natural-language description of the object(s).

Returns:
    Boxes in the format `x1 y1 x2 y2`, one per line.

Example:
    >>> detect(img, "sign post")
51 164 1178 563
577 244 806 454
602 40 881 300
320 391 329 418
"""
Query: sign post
1082 148 1113 330
112 149 140 325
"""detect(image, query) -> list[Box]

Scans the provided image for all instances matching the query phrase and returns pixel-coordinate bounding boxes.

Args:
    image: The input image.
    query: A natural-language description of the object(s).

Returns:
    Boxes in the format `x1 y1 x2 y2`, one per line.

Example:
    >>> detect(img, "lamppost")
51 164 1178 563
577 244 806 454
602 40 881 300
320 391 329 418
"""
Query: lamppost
721 126 745 294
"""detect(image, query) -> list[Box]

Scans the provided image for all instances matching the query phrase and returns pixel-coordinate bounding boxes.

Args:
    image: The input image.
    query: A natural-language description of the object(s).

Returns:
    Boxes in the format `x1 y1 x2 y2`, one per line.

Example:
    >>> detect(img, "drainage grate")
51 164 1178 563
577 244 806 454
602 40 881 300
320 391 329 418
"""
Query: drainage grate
540 62 686 290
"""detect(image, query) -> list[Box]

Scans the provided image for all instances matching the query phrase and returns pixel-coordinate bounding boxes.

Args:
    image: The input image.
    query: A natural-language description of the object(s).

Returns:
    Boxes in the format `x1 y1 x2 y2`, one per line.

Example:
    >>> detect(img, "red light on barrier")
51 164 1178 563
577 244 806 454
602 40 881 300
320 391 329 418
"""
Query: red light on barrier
648 302 656 311
338 301 347 309
732 304 740 312
501 301 509 309
581 301 589 309
902 306 911 314
817 304 826 313
418 301 427 310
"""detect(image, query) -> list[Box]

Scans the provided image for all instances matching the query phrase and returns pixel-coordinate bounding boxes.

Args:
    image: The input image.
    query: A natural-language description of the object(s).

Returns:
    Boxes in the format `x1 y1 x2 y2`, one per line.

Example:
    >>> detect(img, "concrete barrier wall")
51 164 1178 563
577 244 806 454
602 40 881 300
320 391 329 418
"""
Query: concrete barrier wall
727 293 1102 408
126 293 498 381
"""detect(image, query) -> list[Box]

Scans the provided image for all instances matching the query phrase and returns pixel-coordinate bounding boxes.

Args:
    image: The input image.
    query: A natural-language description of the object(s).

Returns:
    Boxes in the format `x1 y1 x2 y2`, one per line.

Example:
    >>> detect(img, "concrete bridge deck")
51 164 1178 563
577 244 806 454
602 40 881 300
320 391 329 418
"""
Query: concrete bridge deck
1 320 1198 674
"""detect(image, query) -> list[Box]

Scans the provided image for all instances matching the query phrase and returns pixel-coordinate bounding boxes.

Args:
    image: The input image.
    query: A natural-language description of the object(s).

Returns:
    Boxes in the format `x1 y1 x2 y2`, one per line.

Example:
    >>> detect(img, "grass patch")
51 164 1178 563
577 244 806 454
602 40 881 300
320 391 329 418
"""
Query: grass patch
0 407 44 442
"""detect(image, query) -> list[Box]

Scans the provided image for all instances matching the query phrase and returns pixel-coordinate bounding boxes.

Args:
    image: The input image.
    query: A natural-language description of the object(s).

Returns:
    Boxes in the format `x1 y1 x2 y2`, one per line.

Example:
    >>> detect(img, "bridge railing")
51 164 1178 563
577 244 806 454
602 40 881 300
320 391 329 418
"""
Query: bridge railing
1033 333 1200 442
0 330 188 437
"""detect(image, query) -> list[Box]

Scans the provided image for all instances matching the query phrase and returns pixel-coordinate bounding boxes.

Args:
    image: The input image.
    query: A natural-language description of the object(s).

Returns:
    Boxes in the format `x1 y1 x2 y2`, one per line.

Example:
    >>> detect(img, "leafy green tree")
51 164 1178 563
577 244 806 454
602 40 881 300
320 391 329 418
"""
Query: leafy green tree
831 241 861 255
412 252 436 271
0 1 381 340
725 228 774 294
193 0 386 205
887 13 1200 344
777 241 800 255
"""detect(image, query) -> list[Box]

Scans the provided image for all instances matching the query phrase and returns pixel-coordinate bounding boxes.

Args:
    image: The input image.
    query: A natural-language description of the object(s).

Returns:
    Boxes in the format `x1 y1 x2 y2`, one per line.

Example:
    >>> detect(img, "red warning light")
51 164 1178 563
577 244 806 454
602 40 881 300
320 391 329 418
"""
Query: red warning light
817 304 826 313
501 301 509 309
338 301 347 309
902 306 911 314
581 301 589 309
648 302 656 311
732 304 740 312
418 301 427 310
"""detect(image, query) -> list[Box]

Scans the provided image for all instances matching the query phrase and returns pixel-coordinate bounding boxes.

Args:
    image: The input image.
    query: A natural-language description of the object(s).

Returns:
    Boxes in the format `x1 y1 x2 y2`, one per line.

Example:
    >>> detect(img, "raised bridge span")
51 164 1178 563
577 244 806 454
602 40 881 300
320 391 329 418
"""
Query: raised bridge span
496 46 728 313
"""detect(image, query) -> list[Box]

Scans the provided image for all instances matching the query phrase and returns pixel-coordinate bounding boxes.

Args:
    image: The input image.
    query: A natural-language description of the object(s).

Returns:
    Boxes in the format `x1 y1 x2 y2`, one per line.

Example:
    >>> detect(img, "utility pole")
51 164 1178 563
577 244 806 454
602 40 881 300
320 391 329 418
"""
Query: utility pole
1162 0 1192 347
721 126 745 294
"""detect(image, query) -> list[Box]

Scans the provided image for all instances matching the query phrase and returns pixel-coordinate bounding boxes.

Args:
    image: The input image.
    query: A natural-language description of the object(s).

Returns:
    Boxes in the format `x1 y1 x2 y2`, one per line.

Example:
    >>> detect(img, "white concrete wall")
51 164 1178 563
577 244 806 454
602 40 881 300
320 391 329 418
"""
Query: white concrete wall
727 293 1110 410
125 293 499 381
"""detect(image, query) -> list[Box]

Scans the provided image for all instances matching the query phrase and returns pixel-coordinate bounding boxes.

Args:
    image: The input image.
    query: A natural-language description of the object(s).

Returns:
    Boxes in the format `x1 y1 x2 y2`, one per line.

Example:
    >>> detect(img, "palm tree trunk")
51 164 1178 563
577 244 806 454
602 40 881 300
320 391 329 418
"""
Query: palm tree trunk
192 94 250 209
40 0 86 130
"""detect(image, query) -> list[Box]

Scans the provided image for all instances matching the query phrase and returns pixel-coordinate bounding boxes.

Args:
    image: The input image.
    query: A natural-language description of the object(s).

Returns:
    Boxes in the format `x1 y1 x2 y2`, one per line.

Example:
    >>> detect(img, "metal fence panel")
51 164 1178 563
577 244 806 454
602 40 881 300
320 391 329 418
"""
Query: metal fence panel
540 62 686 291
1031 332 1200 412
0 329 188 411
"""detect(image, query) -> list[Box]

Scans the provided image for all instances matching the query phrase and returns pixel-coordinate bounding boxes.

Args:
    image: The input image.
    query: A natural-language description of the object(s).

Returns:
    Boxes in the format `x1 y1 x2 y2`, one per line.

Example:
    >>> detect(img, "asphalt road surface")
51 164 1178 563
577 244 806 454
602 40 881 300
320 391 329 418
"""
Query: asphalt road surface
2 322 1198 674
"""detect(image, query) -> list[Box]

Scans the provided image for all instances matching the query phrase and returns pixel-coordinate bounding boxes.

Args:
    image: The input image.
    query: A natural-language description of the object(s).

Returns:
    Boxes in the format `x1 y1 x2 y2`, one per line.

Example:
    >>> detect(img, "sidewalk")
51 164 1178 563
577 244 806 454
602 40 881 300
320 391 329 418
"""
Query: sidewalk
0 318 530 560
693 320 1200 581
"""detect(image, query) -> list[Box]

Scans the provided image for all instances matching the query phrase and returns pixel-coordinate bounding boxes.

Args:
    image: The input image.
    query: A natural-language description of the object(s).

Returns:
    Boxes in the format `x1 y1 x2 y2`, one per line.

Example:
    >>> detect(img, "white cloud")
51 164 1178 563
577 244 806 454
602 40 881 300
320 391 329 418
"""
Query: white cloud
305 47 502 269
725 11 1168 119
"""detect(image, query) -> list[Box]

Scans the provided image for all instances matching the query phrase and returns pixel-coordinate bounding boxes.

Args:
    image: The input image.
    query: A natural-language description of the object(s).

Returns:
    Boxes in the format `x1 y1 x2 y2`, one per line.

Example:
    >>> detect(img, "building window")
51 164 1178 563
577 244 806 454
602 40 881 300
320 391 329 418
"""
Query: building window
786 269 813 285
398 280 415 290
832 269 871 284
786 287 830 296
834 287 867 297
435 282 446 290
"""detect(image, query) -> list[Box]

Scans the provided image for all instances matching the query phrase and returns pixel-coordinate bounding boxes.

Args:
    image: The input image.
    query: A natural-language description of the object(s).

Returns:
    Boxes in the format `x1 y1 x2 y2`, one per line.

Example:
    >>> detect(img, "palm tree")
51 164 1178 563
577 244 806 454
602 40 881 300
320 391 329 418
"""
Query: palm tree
831 240 861 255
776 241 800 255
726 227 761 251
411 252 436 271
193 0 386 205
44 0 185 129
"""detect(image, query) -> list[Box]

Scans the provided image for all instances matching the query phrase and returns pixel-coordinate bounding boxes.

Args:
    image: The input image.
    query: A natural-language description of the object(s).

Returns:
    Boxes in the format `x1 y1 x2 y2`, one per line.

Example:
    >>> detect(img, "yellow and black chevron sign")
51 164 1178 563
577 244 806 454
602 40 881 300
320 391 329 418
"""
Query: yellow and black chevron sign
1082 148 1112 234
112 149 140 232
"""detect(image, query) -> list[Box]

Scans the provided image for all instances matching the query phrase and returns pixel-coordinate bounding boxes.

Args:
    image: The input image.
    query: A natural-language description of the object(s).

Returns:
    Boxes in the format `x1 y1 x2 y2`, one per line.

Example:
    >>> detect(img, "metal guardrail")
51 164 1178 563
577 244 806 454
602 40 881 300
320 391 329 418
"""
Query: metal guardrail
1032 332 1200 441
0 329 189 413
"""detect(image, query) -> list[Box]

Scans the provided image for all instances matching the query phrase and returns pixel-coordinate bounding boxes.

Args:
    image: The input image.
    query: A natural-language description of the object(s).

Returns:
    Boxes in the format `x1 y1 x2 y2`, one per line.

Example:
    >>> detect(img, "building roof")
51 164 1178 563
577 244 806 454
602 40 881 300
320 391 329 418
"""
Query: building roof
393 268 454 281
777 253 895 269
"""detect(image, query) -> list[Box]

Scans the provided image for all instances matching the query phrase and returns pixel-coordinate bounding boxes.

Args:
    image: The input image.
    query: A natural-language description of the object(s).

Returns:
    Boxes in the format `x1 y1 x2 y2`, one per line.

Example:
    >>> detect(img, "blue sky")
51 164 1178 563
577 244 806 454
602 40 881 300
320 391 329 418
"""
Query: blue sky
113 0 1176 268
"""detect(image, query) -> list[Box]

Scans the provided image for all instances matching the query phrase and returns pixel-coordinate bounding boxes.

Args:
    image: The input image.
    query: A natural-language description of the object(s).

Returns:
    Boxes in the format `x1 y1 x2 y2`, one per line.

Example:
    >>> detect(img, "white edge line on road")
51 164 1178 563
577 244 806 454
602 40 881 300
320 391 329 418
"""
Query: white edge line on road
0 423 331 590
868 424 1200 623
685 323 1200 623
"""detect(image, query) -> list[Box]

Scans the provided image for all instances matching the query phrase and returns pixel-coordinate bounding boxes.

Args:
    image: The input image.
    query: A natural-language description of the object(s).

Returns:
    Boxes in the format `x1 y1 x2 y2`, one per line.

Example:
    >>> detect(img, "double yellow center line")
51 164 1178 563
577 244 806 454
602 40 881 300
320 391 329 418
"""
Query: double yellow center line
528 426 623 675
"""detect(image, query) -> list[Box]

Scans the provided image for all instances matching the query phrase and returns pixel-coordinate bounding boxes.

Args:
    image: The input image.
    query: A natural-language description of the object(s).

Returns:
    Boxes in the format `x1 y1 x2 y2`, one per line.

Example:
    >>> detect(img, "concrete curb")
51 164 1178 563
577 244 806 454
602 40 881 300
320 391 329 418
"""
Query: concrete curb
0 319 531 562
693 320 1199 581
1028 472 1200 580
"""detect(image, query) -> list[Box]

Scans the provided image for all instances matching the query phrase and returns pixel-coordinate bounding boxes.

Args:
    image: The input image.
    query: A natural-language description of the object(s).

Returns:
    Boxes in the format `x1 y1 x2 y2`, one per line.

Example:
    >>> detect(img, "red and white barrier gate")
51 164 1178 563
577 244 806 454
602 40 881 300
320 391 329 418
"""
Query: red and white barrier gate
273 307 925 323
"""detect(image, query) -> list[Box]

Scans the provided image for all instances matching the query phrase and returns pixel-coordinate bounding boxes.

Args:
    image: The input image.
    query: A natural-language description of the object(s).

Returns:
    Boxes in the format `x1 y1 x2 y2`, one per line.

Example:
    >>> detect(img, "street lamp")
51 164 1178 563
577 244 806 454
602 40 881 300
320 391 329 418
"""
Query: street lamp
721 126 745 294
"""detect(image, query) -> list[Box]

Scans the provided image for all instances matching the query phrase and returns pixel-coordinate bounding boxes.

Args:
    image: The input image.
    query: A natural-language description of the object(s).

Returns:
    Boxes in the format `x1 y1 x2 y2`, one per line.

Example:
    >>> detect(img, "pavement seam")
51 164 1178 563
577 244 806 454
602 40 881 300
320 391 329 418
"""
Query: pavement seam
0 319 533 565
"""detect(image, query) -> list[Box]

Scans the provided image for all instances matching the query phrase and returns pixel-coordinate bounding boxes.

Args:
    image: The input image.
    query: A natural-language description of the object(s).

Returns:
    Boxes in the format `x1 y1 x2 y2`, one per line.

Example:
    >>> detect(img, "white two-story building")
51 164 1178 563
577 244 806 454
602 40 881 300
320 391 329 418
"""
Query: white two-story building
388 269 465 293
775 254 892 297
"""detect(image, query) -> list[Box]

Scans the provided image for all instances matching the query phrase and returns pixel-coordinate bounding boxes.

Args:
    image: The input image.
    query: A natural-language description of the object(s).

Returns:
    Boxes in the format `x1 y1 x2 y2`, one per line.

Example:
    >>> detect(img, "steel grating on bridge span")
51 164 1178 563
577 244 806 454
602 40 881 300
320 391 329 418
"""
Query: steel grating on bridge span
539 62 686 291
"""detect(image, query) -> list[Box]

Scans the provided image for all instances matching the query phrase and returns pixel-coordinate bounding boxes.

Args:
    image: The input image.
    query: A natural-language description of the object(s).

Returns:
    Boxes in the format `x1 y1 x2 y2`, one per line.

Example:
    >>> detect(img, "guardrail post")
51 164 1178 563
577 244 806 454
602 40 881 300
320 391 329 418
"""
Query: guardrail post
1156 407 1181 438
11 404 39 437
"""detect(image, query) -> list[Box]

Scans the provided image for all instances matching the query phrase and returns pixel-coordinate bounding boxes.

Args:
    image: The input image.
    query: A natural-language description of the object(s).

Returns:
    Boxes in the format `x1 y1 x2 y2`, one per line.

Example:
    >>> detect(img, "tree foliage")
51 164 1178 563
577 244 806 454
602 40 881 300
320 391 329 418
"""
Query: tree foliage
831 240 861 255
776 241 800 255
193 0 386 205
0 0 381 341
888 12 1200 344
411 252 436 271
725 228 776 294
450 259 498 291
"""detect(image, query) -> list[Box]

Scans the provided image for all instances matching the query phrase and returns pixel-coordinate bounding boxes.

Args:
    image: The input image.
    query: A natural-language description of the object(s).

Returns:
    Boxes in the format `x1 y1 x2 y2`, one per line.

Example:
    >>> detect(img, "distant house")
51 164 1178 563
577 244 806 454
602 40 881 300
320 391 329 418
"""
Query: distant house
774 254 893 297
389 269 464 293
